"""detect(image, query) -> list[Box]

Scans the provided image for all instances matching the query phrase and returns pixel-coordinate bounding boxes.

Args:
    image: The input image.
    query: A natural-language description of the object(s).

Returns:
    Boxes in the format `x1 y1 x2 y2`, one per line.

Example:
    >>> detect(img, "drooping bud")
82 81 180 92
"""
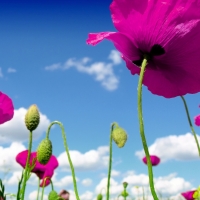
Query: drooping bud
48 190 59 200
37 138 52 165
25 104 40 131
123 182 128 189
112 125 127 148
96 194 103 200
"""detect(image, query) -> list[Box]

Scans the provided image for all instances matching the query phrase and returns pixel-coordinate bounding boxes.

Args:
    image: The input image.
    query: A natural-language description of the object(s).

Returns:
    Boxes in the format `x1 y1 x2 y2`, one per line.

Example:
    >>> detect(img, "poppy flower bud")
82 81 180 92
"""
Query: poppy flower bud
123 182 128 189
25 104 40 131
37 138 52 165
112 126 127 148
121 190 129 197
48 190 59 200
96 194 103 200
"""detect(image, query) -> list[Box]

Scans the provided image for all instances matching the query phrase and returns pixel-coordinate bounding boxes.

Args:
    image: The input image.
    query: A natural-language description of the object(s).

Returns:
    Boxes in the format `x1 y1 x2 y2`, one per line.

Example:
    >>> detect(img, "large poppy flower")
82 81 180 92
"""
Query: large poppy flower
16 150 58 187
142 155 160 166
87 0 200 98
0 92 14 124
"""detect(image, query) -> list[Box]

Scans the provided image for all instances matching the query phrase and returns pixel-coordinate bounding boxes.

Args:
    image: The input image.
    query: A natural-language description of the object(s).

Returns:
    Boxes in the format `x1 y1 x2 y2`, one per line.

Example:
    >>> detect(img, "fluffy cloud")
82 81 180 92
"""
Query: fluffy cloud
45 50 121 91
0 142 26 172
53 174 78 188
135 133 200 162
93 172 193 200
81 178 93 187
57 146 109 171
7 68 16 73
29 190 48 200
0 107 50 144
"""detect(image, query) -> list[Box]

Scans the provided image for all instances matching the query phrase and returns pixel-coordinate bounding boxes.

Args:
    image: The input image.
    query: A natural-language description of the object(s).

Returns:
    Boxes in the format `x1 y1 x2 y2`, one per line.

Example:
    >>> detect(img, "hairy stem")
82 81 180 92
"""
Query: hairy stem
106 123 116 200
137 58 159 200
20 131 33 200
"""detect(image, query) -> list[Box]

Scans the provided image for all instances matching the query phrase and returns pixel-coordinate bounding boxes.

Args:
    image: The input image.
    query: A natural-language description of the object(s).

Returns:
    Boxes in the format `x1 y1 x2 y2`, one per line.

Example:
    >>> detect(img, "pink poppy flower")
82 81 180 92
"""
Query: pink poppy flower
0 92 14 124
194 115 200 126
181 190 196 200
87 0 200 98
16 150 58 187
142 155 160 166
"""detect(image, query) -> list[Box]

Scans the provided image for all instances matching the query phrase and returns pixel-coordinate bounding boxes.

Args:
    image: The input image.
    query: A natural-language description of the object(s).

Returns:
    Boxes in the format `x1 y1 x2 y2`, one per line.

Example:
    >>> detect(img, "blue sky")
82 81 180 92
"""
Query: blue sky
0 1 200 199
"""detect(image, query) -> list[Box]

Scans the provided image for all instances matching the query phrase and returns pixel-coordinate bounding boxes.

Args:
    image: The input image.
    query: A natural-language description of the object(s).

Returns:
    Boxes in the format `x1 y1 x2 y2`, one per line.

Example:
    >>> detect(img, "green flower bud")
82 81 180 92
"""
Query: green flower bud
123 182 128 189
48 190 59 200
97 194 103 200
112 126 127 148
37 138 52 165
121 190 129 197
25 104 40 131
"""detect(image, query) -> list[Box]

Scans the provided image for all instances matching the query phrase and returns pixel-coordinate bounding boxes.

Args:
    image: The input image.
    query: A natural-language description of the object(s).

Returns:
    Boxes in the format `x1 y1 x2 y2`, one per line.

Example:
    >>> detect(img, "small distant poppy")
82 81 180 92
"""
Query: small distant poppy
142 155 160 166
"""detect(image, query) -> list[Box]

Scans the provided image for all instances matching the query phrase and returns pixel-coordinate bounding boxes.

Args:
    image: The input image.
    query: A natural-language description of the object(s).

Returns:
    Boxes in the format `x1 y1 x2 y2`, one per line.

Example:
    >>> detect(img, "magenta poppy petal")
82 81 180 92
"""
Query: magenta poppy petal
142 155 160 166
0 92 14 124
16 150 58 187
110 0 147 33
87 32 140 62
194 115 200 126
181 190 196 200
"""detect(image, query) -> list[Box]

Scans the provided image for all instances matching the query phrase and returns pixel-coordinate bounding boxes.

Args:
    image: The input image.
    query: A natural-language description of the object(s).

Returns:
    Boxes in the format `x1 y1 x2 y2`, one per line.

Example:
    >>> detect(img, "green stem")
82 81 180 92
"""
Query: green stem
41 177 53 200
106 122 116 200
46 121 80 200
20 131 33 200
137 58 159 200
36 178 40 200
124 189 127 200
180 96 200 157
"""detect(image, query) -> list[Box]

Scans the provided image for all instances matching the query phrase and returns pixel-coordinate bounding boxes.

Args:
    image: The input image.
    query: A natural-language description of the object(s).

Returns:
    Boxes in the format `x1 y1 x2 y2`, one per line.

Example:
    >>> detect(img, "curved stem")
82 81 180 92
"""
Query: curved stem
46 121 80 200
180 96 200 157
137 58 159 200
106 122 116 200
20 131 33 200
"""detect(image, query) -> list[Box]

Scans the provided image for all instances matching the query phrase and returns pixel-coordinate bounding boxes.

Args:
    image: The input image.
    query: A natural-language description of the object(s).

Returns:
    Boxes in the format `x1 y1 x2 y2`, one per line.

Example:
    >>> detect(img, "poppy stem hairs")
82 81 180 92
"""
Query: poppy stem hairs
180 96 200 157
106 122 115 200
46 121 80 200
137 57 159 200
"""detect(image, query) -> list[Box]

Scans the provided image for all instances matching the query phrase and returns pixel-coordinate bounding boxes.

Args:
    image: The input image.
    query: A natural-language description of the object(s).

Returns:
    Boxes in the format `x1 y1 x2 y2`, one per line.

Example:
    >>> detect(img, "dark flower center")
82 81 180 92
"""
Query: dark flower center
132 44 165 67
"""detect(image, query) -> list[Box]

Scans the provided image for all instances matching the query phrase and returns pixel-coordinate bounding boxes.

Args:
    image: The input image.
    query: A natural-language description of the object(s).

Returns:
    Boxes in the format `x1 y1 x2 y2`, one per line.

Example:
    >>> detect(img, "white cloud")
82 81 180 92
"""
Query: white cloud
7 68 16 73
94 172 193 200
135 133 200 162
123 171 193 199
44 63 61 71
44 50 121 91
111 169 120 177
29 190 48 200
79 191 93 200
108 50 122 65
82 178 92 187
0 142 26 172
0 107 50 144
53 174 78 188
57 146 109 171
